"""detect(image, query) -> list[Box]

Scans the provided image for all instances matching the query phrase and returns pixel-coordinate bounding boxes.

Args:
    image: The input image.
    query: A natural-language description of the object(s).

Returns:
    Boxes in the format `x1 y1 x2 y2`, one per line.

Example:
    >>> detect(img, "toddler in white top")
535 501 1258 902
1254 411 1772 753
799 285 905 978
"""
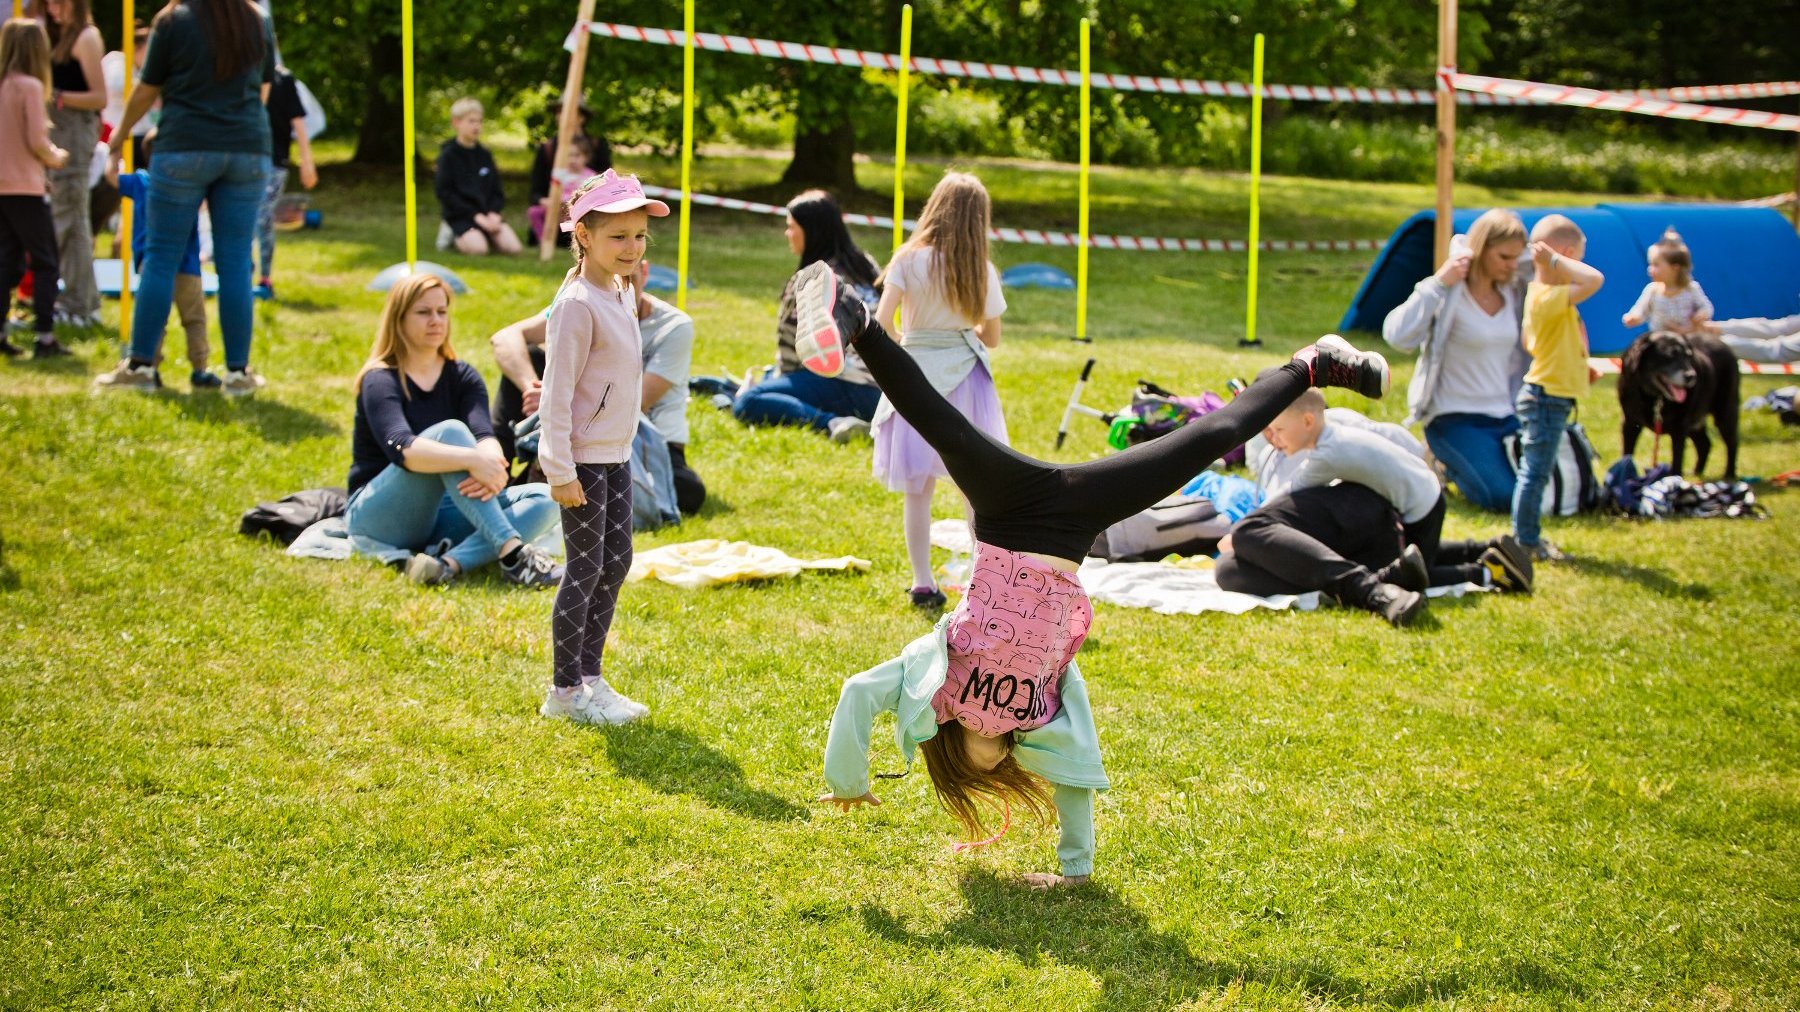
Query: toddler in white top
1623 229 1711 335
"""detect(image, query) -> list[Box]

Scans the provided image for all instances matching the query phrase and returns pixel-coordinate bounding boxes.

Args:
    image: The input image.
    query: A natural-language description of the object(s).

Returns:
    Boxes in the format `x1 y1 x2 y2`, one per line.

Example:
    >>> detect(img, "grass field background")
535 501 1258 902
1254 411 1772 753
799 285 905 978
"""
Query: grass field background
2 147 1797 1009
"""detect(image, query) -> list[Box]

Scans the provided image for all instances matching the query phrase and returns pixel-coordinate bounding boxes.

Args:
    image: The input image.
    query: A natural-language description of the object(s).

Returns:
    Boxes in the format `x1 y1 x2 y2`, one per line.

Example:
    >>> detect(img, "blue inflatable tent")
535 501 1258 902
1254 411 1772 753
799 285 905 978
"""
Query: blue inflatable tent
1339 204 1800 355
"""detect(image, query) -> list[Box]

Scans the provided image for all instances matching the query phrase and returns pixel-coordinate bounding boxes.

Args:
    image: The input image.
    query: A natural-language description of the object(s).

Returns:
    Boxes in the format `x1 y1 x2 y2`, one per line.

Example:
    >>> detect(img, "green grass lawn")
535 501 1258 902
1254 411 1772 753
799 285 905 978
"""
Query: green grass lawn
3 150 1797 1010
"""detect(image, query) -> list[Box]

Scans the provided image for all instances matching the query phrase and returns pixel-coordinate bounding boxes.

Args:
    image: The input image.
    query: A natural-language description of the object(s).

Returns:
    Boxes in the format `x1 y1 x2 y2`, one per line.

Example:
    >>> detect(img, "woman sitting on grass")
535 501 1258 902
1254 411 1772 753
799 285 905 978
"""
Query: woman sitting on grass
344 273 564 589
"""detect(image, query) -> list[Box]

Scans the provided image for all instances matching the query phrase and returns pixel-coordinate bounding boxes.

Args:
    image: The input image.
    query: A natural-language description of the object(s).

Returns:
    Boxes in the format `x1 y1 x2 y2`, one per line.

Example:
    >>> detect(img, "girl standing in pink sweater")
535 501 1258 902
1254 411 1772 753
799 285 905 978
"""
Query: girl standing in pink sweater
0 18 71 358
536 169 668 726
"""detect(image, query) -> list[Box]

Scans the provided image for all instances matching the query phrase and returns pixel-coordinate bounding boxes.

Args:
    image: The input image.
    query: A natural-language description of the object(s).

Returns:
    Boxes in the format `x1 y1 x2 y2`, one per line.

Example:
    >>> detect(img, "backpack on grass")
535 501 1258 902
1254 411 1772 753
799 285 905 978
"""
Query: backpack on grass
239 487 348 545
1503 421 1601 517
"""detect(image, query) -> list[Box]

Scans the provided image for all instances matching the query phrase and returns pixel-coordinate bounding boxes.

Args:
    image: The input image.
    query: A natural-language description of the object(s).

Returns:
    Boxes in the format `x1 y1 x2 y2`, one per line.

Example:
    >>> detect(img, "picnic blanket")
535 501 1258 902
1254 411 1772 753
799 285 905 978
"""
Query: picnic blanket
628 539 869 589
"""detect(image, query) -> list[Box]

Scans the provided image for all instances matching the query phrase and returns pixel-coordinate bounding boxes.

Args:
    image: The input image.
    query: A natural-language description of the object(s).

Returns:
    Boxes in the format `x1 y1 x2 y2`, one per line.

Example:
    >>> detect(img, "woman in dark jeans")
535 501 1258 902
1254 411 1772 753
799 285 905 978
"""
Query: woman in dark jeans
732 190 884 443
100 0 270 396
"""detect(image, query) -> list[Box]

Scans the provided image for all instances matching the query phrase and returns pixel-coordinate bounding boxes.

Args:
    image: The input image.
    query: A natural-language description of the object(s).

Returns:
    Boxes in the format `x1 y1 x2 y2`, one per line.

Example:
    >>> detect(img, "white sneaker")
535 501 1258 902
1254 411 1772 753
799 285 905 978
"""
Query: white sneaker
827 415 871 443
578 679 648 724
221 367 267 398
539 685 586 721
93 359 161 393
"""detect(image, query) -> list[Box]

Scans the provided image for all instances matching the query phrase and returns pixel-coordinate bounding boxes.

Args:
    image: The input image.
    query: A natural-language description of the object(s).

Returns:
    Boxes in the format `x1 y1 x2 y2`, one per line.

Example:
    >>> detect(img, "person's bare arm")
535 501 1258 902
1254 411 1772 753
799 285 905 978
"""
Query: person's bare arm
491 313 548 390
290 117 318 189
57 29 108 110
975 316 1002 348
642 372 674 408
109 83 160 151
875 284 903 340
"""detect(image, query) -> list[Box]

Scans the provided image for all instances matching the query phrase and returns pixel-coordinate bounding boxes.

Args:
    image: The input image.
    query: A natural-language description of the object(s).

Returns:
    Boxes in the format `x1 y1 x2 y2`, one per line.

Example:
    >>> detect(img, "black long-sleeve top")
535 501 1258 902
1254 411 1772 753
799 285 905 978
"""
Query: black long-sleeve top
348 361 496 497
434 139 505 235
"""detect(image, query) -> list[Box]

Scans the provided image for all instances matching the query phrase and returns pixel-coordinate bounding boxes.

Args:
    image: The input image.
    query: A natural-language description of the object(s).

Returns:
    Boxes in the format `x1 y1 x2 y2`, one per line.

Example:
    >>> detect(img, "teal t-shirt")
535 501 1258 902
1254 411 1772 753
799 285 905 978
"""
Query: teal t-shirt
139 2 275 156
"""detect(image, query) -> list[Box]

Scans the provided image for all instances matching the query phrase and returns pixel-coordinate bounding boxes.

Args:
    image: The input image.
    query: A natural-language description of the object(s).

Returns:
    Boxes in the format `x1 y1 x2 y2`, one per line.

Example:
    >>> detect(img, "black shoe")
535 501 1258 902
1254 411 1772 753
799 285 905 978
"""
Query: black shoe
0 337 20 358
1364 582 1425 627
1376 544 1430 593
32 336 72 359
1481 534 1534 593
909 586 948 612
1306 334 1389 399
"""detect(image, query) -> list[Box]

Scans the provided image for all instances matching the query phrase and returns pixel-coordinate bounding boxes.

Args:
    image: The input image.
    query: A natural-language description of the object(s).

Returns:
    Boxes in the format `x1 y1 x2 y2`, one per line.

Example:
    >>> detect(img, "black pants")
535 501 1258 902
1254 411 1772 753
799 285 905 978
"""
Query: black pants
0 195 59 335
1216 483 1402 602
1402 492 1488 586
495 348 706 515
851 319 1312 562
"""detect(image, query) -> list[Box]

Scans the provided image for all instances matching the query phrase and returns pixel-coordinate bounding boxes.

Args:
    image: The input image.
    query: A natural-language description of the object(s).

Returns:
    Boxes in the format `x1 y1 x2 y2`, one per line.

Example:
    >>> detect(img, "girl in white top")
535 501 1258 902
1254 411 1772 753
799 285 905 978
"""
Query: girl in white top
1623 229 1712 335
871 171 1009 610
537 169 668 727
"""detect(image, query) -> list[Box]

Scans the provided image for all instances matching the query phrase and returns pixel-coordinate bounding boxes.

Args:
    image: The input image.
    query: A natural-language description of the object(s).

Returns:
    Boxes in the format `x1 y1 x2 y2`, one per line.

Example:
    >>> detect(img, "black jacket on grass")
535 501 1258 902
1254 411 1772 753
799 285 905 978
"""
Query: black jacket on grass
435 140 504 236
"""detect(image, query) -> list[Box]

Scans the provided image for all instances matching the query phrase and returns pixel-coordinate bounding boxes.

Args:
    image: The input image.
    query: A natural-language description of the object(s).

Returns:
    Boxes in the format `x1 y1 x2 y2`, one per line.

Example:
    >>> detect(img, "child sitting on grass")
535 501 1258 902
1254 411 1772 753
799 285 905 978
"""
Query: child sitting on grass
1513 214 1604 562
1622 229 1710 336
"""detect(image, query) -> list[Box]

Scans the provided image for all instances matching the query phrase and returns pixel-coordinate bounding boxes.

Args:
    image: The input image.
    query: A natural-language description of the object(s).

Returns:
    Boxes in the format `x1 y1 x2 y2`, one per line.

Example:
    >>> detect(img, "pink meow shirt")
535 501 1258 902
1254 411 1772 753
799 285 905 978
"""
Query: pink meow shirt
933 542 1093 736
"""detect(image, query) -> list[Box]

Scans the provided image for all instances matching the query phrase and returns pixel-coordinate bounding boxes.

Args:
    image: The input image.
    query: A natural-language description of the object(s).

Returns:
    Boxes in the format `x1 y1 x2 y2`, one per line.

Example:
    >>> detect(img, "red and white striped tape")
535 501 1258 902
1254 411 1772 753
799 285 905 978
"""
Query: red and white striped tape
1453 73 1800 132
1636 82 1800 102
1589 357 1798 376
637 184 1386 253
567 20 1538 106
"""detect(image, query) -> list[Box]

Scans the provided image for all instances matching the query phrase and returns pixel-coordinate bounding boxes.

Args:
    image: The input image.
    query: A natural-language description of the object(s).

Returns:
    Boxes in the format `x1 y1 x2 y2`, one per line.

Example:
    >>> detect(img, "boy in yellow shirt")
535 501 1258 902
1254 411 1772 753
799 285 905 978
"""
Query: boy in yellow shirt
1514 215 1604 560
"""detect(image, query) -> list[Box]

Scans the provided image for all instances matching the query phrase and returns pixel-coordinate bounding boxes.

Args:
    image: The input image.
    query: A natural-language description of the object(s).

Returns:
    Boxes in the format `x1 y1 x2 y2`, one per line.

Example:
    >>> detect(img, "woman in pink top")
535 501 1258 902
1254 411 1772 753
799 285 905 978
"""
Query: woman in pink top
0 18 71 358
536 170 669 728
797 261 1394 883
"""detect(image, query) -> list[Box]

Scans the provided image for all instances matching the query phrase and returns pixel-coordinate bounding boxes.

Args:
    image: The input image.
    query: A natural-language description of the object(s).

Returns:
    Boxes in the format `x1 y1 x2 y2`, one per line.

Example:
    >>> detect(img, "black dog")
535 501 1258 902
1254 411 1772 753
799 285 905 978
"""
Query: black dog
1618 330 1740 479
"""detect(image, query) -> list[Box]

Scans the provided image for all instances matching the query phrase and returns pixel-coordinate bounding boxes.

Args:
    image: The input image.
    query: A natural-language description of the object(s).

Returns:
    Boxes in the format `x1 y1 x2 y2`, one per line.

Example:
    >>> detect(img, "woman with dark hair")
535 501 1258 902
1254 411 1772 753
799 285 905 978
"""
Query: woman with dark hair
731 189 884 442
38 0 104 329
97 0 273 396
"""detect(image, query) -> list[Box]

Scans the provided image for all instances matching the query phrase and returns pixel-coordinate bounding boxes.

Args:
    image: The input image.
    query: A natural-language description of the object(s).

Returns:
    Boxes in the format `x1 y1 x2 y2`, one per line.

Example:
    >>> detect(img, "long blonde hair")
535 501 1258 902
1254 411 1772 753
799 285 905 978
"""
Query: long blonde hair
0 18 53 92
919 721 1054 844
882 171 992 324
354 273 456 395
1466 207 1526 289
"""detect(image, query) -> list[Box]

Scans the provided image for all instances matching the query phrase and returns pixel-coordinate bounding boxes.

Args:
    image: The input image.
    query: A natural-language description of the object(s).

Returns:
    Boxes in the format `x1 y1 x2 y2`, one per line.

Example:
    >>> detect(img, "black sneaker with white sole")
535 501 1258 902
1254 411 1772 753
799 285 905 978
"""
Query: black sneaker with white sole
1364 582 1425 627
502 543 564 589
1481 534 1534 593
1306 334 1390 399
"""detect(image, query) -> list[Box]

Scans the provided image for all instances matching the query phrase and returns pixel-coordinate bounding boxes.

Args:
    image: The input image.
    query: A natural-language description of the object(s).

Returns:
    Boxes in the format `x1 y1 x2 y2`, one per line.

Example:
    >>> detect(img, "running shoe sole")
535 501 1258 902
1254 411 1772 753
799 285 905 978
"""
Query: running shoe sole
793 262 846 378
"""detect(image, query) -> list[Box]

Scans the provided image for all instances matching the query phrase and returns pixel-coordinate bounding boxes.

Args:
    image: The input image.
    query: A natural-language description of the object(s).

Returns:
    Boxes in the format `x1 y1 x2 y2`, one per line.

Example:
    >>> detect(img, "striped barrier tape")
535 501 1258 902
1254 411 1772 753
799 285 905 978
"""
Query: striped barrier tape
1636 82 1800 102
1453 73 1800 132
1589 357 1798 376
566 20 1538 106
637 184 1387 253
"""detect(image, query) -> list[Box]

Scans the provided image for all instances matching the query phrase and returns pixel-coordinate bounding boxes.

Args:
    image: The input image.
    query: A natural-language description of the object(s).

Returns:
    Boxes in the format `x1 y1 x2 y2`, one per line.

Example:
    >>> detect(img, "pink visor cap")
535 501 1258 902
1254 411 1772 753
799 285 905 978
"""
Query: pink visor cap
561 169 671 230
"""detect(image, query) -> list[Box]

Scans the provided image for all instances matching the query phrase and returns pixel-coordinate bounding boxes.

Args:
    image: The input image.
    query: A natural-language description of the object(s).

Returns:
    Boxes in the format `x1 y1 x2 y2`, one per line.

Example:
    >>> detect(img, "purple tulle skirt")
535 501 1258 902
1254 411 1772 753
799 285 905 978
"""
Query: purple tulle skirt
871 362 1009 494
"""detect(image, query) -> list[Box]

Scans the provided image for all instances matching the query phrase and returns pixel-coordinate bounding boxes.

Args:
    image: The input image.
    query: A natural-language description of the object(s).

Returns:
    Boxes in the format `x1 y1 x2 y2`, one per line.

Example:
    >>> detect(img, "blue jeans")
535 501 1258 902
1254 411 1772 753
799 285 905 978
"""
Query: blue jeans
1425 412 1520 513
1510 384 1575 548
131 150 268 370
344 420 558 574
732 370 881 432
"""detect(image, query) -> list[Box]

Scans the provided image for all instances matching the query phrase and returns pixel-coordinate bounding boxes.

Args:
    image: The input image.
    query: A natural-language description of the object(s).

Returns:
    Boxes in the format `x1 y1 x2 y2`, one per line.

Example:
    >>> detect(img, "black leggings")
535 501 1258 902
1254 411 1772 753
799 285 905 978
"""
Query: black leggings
852 320 1311 562
552 463 634 688
0 195 59 335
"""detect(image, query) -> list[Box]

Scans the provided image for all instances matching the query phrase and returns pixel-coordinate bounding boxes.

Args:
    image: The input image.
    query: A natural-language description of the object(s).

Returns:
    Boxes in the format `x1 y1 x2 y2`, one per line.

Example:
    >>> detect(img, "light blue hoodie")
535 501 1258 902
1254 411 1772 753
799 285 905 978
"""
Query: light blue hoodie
824 616 1110 877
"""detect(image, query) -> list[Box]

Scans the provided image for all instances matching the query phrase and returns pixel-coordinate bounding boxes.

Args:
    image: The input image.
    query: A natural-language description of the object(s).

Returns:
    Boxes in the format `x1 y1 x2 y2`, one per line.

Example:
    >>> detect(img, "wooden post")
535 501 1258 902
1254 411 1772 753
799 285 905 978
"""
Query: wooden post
1075 18 1090 342
119 0 134 342
541 0 598 262
892 4 912 255
675 0 695 309
1434 0 1457 267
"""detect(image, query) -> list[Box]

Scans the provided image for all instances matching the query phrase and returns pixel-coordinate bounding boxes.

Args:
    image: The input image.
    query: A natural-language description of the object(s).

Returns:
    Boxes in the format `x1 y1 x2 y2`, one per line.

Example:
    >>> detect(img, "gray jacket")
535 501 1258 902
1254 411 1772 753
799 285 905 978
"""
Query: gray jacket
1381 242 1533 428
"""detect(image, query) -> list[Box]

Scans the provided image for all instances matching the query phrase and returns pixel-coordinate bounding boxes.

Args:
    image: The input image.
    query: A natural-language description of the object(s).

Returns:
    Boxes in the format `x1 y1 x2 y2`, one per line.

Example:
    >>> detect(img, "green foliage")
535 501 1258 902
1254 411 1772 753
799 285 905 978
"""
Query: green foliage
5 148 1800 1007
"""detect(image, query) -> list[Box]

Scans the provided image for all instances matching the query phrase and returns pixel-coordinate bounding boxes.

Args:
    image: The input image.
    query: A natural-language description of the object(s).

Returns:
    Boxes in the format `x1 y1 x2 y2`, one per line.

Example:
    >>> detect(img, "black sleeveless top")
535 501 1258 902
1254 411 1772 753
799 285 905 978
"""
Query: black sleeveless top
51 52 88 93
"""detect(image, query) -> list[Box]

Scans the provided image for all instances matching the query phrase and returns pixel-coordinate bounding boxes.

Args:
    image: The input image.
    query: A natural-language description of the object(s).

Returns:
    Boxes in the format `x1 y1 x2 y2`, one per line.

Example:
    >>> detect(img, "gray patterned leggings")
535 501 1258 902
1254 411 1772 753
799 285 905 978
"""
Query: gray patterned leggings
552 462 634 688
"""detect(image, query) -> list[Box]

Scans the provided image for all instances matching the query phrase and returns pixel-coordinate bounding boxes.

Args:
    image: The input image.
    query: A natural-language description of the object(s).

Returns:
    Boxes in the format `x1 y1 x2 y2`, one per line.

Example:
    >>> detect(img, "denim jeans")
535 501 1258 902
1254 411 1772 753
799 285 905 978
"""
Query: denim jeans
344 420 559 573
132 150 269 369
1425 412 1520 513
732 370 882 431
255 165 288 280
1510 384 1575 548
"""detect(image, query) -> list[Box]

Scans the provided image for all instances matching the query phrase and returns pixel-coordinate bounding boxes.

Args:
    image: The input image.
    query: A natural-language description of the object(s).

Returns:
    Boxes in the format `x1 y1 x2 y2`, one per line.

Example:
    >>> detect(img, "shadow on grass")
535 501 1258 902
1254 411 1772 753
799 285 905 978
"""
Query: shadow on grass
858 868 1567 1009
1563 554 1712 600
169 391 340 444
598 722 808 824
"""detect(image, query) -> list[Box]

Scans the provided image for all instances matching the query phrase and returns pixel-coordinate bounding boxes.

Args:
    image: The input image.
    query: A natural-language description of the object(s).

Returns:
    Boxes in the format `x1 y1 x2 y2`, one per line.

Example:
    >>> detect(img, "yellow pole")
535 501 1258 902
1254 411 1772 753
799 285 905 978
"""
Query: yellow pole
1434 0 1458 267
1243 33 1263 347
1076 18 1090 342
543 0 597 262
401 0 416 270
676 0 695 310
892 3 912 254
119 0 135 343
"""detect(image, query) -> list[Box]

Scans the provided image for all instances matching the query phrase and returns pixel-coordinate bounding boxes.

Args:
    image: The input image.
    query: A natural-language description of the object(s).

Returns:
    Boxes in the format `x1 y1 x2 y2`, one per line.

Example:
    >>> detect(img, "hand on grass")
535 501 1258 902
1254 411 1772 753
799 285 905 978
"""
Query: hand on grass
1021 872 1088 891
815 792 881 811
551 480 586 508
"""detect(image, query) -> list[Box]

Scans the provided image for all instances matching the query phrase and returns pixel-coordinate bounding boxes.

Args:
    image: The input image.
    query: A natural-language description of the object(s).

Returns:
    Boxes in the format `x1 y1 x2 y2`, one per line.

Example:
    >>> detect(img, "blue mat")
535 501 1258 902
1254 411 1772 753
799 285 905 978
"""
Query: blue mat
1001 263 1076 290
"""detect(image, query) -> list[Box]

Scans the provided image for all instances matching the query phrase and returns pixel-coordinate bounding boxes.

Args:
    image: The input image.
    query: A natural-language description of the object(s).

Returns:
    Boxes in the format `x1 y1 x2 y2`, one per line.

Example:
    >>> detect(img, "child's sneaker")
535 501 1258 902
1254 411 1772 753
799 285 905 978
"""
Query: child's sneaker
827 415 871 443
190 369 223 390
93 359 161 393
576 679 648 724
1299 334 1389 399
792 261 865 378
1480 534 1534 593
1528 540 1566 563
539 685 586 721
1363 582 1425 627
253 279 275 301
909 586 948 612
405 553 457 586
0 337 20 358
32 335 72 358
1375 543 1429 593
500 543 564 589
221 366 267 398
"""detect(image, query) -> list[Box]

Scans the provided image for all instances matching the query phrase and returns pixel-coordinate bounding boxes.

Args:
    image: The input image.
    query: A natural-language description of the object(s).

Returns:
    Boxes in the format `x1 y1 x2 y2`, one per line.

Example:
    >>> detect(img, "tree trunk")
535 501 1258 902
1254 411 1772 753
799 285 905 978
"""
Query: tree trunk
352 30 405 165
781 120 859 192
